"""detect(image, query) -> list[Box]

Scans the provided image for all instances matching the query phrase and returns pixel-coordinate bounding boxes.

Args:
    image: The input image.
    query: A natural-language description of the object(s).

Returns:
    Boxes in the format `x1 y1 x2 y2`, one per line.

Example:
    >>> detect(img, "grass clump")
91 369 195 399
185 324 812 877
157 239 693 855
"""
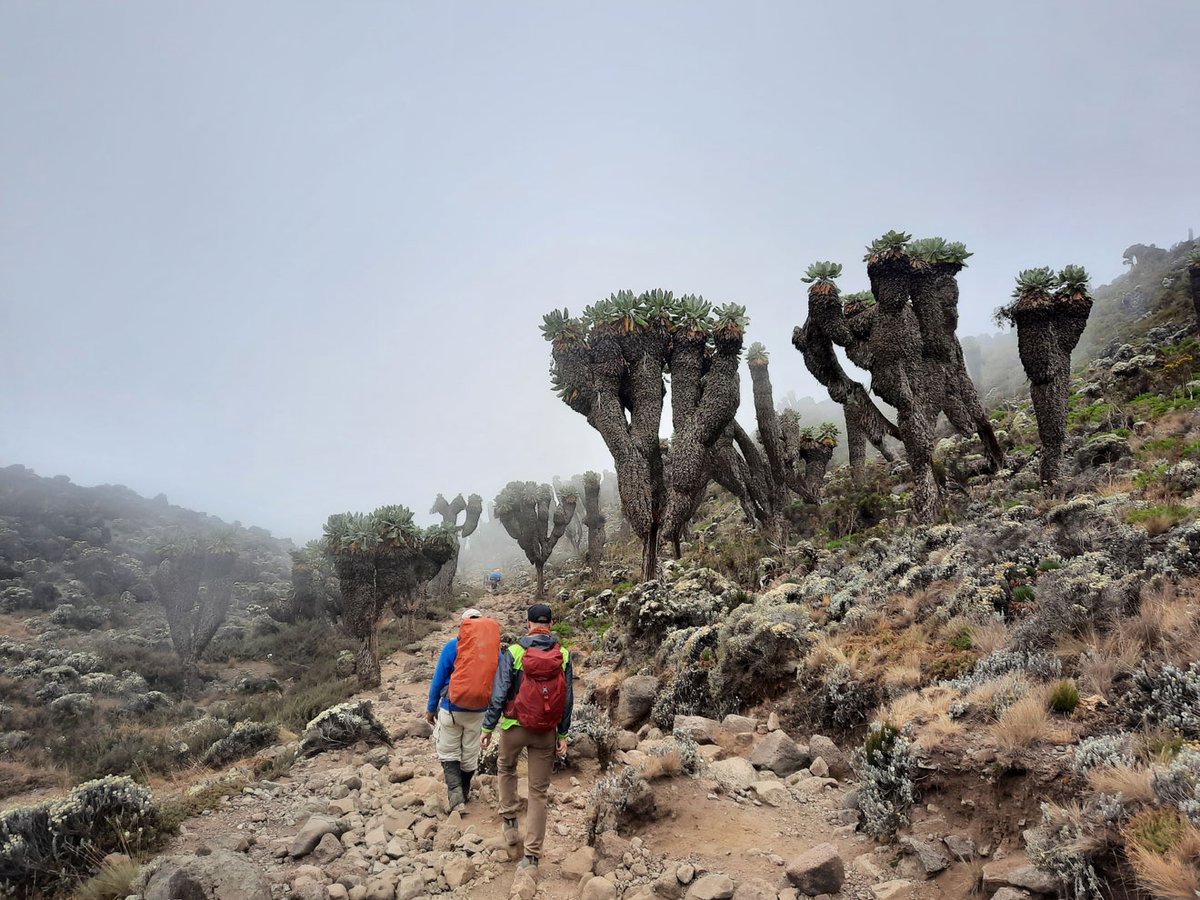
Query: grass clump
1049 679 1080 713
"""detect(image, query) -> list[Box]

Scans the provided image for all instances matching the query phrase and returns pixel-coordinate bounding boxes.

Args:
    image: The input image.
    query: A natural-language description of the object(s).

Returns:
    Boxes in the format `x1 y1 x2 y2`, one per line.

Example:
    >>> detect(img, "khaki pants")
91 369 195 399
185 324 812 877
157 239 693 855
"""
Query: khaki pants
436 708 485 772
497 725 556 858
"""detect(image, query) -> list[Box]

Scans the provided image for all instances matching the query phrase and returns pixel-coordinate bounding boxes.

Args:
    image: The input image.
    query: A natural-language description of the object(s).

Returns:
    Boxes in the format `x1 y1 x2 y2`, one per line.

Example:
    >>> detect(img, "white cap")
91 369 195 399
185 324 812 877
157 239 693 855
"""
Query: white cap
462 608 483 620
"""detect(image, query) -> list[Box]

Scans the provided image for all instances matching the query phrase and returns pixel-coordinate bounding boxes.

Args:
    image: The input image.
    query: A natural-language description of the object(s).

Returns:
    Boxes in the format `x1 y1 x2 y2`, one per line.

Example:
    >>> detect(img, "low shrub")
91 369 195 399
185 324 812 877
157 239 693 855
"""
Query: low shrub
1050 680 1080 714
853 722 917 837
299 699 392 757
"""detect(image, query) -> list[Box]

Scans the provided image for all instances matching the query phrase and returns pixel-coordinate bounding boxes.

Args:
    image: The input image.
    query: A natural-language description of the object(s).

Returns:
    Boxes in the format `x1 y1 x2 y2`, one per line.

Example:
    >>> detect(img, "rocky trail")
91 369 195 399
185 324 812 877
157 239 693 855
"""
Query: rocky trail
142 595 1026 900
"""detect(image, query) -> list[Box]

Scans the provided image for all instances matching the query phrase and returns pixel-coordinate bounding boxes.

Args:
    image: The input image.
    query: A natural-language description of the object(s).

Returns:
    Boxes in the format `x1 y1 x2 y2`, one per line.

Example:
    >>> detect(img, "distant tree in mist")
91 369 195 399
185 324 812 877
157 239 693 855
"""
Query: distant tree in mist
708 342 839 544
323 508 456 687
426 493 482 600
269 540 341 625
541 291 746 579
151 535 237 692
1189 249 1200 331
580 471 607 569
792 266 899 485
996 265 1094 489
493 481 577 598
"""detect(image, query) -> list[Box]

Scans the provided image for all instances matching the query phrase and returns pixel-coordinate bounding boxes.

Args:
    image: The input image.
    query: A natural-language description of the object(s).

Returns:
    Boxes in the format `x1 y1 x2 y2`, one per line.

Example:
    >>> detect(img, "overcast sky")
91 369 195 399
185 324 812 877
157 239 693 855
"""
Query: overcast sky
2 1 1198 541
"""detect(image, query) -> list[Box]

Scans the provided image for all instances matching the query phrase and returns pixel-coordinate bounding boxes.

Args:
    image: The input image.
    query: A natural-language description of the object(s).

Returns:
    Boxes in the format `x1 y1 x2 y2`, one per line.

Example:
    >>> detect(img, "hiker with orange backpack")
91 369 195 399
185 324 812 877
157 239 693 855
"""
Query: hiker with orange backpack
480 602 574 876
426 608 502 810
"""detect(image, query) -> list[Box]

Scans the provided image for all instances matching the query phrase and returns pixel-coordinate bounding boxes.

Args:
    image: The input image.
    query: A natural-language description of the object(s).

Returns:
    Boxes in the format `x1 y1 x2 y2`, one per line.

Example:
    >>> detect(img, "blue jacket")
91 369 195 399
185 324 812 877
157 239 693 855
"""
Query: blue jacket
427 637 501 713
481 633 574 738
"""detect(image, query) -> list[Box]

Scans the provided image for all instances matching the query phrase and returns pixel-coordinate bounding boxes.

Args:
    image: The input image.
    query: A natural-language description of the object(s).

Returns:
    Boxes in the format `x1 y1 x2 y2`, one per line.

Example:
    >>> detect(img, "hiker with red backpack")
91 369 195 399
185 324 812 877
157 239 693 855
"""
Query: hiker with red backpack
480 602 574 876
426 608 502 810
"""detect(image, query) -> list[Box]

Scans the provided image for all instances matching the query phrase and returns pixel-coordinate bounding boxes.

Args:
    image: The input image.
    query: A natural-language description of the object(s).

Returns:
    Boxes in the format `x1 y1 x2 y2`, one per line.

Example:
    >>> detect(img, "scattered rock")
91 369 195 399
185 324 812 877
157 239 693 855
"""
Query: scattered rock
898 835 951 877
443 858 475 888
871 880 914 900
981 859 1059 895
785 843 844 895
808 756 829 778
311 832 344 866
750 781 789 807
142 850 271 900
732 877 777 900
749 731 809 776
709 757 757 793
562 846 598 881
943 834 976 860
291 815 343 858
806 736 848 778
673 715 722 745
1076 433 1131 469
686 873 736 900
616 675 661 728
583 876 619 900
720 714 757 734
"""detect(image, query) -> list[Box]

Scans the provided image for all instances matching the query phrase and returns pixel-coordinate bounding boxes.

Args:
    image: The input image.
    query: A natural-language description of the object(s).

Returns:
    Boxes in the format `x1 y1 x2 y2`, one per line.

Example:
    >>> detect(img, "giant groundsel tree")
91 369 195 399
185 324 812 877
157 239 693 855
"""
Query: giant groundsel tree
493 481 577 598
792 264 899 484
151 535 238 691
997 265 1094 488
797 233 1004 521
542 291 746 578
426 493 483 600
1189 249 1200 331
323 507 457 687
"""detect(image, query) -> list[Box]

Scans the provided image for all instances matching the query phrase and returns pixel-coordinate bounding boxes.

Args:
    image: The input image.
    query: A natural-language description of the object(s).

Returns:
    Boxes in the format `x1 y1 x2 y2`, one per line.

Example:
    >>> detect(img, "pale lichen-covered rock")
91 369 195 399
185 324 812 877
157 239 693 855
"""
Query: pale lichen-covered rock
142 850 272 900
299 700 392 757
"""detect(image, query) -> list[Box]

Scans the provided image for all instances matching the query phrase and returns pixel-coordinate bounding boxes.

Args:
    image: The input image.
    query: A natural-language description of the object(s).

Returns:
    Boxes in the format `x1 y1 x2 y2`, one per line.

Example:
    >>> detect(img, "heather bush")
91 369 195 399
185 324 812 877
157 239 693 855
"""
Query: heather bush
299 699 392 757
571 702 617 770
853 722 918 837
1123 663 1200 737
201 720 278 768
1026 800 1117 899
586 764 657 841
1073 734 1135 775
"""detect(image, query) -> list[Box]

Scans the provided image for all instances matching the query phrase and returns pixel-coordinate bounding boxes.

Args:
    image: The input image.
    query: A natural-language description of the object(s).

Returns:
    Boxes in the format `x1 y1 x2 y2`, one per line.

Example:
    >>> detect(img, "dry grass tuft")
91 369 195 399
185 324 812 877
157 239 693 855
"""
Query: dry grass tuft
1086 764 1155 803
75 858 141 900
1125 811 1200 899
992 694 1053 752
969 620 1010 656
641 748 682 780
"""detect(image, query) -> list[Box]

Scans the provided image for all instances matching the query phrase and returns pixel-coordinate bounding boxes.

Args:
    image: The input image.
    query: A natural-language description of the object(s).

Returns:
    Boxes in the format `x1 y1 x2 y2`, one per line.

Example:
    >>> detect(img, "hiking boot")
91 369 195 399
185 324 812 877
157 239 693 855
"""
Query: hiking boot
441 760 465 811
502 816 522 847
460 768 474 803
517 854 539 871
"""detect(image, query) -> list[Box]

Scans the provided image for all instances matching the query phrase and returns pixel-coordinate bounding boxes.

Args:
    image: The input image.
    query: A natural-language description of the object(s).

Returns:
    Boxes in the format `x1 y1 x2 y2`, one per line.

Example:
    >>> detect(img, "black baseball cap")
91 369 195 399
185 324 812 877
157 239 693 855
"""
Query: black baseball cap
527 603 553 624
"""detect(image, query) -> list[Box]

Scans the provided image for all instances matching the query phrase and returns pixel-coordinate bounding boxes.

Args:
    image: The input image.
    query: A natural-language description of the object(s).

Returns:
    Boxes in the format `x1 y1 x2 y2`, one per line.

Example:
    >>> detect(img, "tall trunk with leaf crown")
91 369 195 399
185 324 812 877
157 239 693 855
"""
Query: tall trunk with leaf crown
427 493 482 600
1189 255 1200 332
543 293 746 580
494 482 578 598
581 472 606 570
330 550 381 688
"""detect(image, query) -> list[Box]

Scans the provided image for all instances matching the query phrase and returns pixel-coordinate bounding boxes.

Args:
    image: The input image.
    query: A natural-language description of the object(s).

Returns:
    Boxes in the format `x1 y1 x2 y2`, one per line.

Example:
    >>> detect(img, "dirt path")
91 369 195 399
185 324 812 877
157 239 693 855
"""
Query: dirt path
155 595 972 899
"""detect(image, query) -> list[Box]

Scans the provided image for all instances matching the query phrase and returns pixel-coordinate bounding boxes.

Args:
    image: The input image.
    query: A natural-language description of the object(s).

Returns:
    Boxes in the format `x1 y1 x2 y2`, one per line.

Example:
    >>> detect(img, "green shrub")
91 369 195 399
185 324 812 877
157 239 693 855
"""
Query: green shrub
1037 559 1063 573
1012 585 1036 603
1050 680 1080 714
1123 806 1186 855
947 626 973 652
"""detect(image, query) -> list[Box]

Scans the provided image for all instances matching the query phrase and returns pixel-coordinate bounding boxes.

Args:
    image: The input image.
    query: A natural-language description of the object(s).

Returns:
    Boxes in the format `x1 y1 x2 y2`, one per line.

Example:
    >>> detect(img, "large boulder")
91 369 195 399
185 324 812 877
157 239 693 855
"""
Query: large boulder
709 758 757 793
673 715 721 745
1076 433 1131 469
749 731 809 776
807 735 849 778
142 851 271 900
686 874 735 900
785 843 844 895
616 675 661 729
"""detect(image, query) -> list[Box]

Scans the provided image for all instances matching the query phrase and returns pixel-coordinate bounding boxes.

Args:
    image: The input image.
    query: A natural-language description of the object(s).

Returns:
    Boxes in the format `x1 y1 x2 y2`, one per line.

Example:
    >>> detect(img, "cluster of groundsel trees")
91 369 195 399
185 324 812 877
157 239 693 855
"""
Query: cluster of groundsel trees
540 232 1098 577
541 290 841 579
322 506 459 687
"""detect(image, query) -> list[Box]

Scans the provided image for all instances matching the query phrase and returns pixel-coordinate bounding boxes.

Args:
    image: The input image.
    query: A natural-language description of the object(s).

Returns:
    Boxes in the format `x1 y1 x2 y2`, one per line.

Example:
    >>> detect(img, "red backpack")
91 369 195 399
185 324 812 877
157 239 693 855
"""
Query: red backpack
448 618 501 709
505 643 567 732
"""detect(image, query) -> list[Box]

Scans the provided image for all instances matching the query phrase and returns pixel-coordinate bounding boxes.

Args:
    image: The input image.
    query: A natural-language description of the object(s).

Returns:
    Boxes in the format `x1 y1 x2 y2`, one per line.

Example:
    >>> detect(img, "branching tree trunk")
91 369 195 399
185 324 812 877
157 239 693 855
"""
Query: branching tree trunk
998 266 1094 489
270 542 341 624
542 292 747 580
427 493 482 600
1189 250 1200 332
494 482 578 598
581 471 607 569
793 281 899 485
797 235 1005 522
324 507 457 688
152 538 238 692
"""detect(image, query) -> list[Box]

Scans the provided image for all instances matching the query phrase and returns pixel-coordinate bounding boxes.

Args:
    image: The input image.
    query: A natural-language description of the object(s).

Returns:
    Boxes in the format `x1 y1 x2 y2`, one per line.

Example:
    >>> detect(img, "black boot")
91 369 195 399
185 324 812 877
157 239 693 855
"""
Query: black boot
460 768 474 803
441 760 464 810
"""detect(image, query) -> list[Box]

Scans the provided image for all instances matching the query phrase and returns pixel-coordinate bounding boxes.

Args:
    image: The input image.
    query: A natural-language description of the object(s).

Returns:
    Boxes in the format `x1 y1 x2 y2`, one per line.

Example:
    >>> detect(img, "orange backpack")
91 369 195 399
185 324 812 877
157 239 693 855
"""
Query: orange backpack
448 617 501 709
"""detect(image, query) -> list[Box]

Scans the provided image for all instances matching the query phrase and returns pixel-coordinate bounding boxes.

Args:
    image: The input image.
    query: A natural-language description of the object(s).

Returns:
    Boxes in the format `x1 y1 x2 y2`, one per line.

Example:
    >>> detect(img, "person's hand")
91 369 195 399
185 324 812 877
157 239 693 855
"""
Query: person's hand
556 738 568 758
424 710 436 726
480 731 492 750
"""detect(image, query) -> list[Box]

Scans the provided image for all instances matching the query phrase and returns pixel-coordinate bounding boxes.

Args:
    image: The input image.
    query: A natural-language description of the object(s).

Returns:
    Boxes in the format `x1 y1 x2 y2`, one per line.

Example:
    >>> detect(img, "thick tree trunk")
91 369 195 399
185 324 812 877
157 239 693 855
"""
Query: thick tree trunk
1190 268 1200 332
642 522 659 583
356 629 381 688
535 563 545 599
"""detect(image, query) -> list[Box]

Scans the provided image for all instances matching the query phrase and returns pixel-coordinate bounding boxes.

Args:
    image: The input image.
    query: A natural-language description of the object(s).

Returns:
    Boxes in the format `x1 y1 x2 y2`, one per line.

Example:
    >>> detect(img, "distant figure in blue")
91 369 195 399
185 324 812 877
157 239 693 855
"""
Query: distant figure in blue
488 570 503 594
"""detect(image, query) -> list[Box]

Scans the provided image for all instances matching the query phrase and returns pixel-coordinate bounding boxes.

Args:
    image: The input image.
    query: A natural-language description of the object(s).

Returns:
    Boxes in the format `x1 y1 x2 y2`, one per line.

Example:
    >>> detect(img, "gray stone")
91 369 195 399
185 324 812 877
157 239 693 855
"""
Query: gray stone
686 874 735 900
720 715 757 734
291 886 328 900
363 746 390 768
871 880 914 900
990 890 1033 900
749 731 809 776
673 715 722 745
143 851 271 900
750 781 788 807
616 675 661 729
943 834 976 859
732 877 777 900
311 833 344 866
594 830 632 860
709 757 757 793
443 858 475 888
898 836 951 877
677 863 696 884
785 843 844 895
981 859 1058 895
808 756 829 778
807 735 849 778
562 846 597 881
655 872 685 899
291 815 343 858
583 876 618 900
1076 433 1132 468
